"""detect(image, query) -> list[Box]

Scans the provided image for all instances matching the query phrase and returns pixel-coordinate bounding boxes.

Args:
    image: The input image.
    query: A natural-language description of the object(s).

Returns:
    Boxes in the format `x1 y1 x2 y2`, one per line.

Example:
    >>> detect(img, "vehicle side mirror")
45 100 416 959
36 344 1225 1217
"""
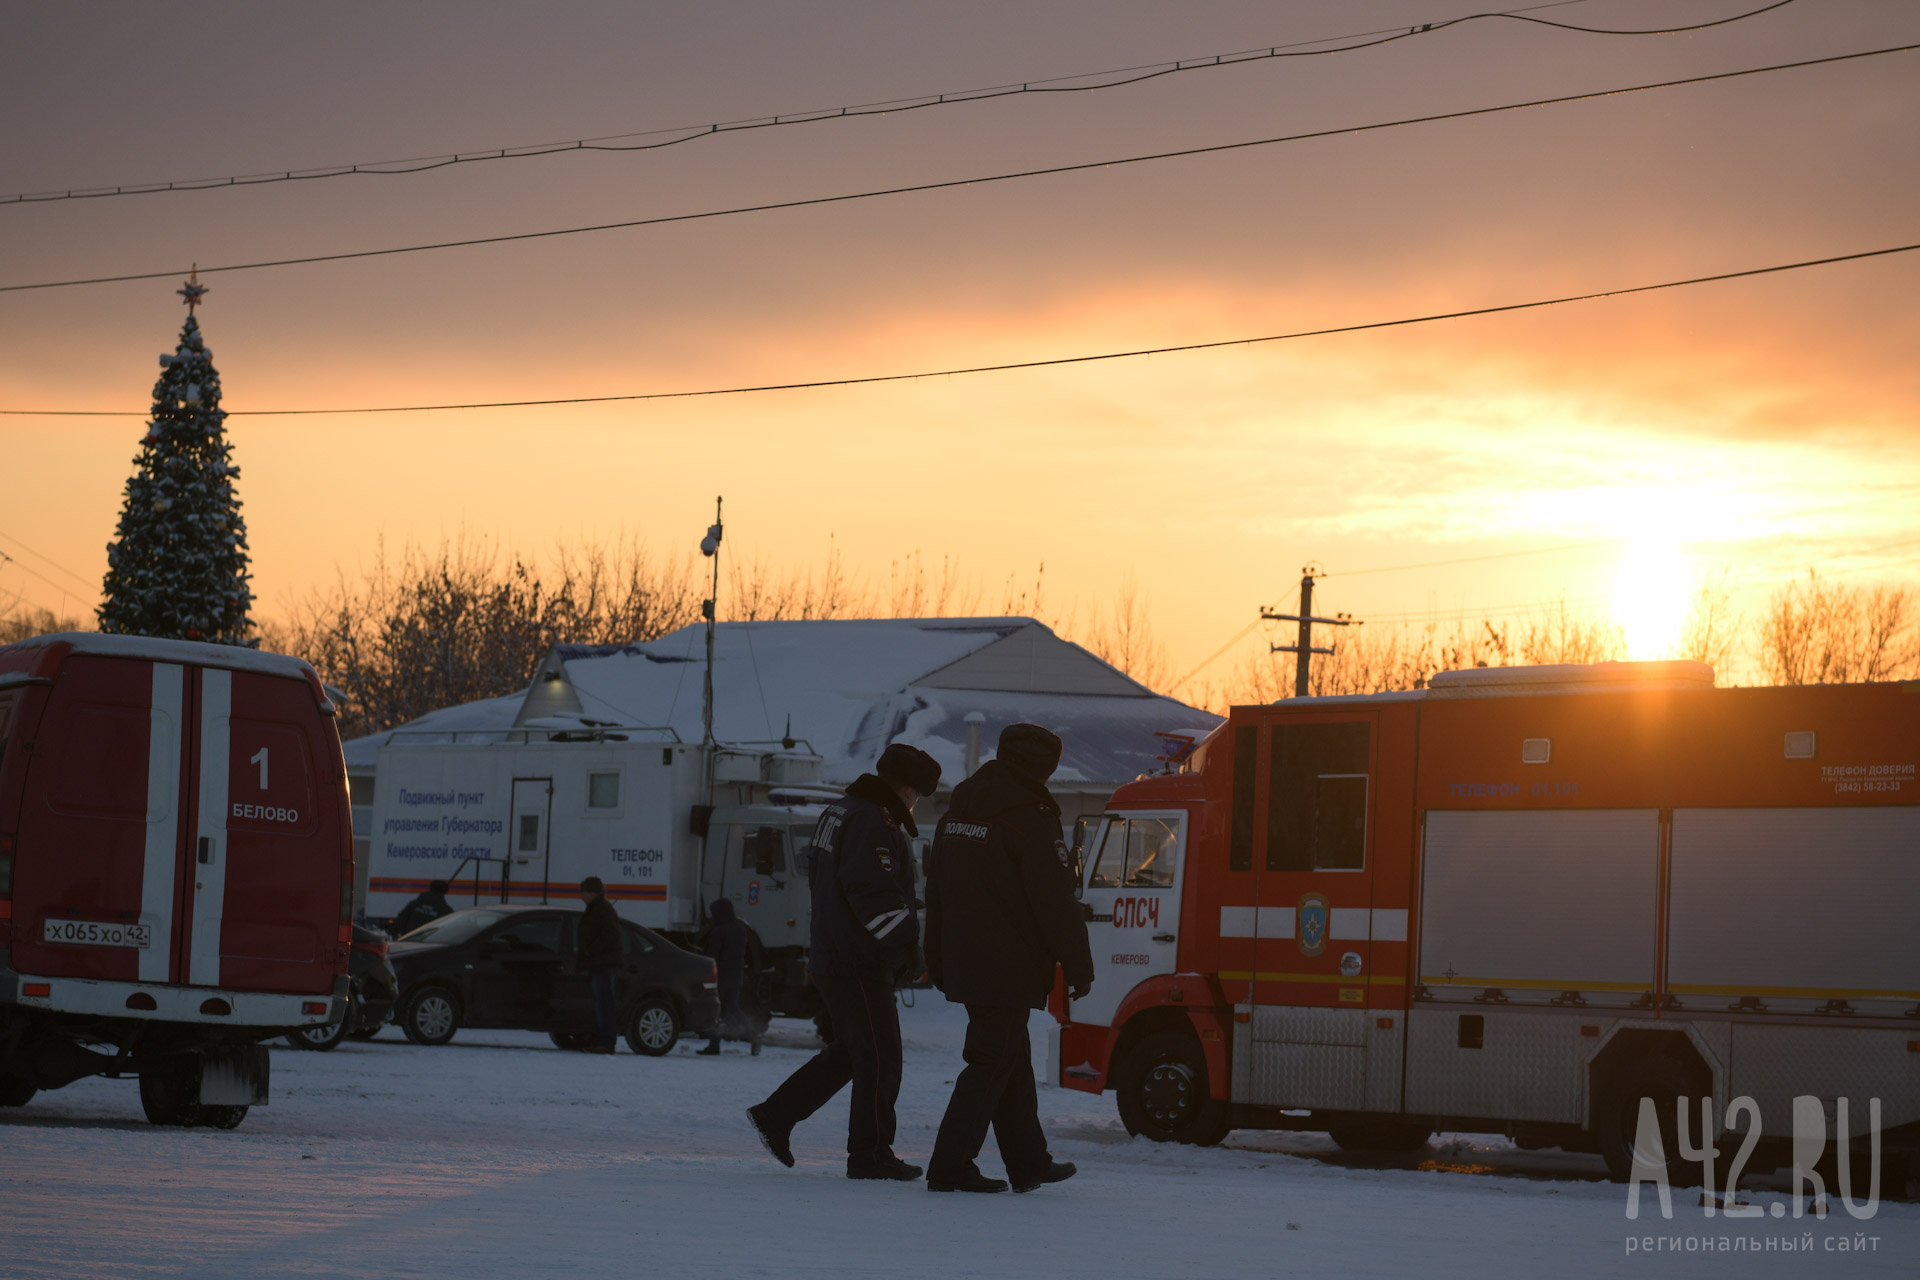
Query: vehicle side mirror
1068 817 1088 896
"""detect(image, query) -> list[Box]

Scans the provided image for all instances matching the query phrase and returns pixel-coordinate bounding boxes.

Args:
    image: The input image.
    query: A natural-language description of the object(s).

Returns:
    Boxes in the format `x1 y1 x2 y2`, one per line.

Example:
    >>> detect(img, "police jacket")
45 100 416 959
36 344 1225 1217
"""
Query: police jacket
806 774 919 983
393 890 451 938
925 759 1094 1010
705 897 750 989
577 897 624 973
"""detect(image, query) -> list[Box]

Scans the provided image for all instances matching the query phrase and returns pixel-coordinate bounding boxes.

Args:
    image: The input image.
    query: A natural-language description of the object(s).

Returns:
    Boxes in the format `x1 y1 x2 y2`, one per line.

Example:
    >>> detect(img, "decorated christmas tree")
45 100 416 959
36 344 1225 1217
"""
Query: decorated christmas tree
98 273 255 645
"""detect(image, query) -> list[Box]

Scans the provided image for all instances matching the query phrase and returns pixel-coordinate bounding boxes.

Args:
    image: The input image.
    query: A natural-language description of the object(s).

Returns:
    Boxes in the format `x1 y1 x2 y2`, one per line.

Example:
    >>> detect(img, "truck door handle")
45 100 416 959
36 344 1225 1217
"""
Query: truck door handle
198 837 214 864
1151 933 1175 944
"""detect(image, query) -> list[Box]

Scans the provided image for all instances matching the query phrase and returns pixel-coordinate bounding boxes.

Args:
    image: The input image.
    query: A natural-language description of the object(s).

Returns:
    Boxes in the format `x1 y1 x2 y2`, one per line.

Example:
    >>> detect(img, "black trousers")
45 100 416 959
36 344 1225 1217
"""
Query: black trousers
754 973 902 1168
589 967 618 1051
929 1004 1049 1181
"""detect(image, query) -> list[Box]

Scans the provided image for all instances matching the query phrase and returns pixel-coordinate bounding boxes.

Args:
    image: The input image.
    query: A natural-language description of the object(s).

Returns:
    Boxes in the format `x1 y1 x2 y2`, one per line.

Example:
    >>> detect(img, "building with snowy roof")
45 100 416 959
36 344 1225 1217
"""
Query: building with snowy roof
342 617 1220 883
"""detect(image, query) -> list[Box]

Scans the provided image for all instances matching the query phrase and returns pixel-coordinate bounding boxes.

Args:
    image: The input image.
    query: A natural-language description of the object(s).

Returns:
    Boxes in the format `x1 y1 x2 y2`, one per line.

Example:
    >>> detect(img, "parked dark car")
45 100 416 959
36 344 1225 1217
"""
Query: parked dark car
389 905 718 1055
285 923 398 1051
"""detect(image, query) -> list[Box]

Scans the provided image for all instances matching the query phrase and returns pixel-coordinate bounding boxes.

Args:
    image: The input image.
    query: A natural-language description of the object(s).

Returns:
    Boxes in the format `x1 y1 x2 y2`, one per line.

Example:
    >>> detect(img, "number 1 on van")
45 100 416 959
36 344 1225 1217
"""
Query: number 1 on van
250 747 268 790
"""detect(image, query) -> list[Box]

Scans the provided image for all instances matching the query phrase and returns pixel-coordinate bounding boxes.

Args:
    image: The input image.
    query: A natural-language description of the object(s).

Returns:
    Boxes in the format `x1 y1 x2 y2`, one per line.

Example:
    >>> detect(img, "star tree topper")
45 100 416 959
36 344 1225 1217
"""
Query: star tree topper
177 265 208 314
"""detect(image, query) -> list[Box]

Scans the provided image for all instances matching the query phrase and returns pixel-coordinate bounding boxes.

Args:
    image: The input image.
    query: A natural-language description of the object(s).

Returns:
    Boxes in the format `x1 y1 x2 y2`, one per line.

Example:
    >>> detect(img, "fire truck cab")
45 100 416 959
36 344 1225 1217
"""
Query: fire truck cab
0 633 352 1128
1059 662 1920 1184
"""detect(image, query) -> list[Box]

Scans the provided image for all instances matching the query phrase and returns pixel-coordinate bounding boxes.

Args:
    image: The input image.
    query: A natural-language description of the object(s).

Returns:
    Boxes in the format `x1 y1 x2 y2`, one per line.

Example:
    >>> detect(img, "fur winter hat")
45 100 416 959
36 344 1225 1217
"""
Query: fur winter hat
876 742 942 795
996 723 1063 784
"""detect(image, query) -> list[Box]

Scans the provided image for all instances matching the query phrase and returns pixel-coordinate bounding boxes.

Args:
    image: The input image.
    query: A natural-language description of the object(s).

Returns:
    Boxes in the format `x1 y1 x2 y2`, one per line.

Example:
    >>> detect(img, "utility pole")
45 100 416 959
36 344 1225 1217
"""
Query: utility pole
699 496 724 750
1262 565 1354 698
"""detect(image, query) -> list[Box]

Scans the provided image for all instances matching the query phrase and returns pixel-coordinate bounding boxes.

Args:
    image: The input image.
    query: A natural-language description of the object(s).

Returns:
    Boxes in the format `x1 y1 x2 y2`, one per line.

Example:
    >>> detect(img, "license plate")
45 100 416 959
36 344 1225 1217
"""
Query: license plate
43 918 152 949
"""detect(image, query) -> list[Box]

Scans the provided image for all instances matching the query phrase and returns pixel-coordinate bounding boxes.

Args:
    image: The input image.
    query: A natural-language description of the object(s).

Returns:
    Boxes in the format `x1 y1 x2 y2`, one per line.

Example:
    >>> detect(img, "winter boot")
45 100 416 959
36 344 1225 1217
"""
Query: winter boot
927 1165 1009 1194
746 1105 794 1168
1011 1160 1077 1193
848 1154 923 1182
698 1043 721 1055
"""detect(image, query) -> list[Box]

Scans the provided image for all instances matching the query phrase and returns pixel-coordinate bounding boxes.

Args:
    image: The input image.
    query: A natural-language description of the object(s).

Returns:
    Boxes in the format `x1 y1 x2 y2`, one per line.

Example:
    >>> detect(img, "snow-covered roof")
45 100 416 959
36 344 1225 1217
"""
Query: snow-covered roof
345 618 1221 791
341 691 525 770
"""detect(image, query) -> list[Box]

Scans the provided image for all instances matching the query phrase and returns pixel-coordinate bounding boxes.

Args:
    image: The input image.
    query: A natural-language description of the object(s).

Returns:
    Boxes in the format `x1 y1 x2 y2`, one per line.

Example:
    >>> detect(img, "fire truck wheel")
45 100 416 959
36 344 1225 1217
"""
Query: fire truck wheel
1116 1030 1231 1147
0 1075 37 1107
400 986 463 1046
626 998 681 1056
138 1057 203 1127
1327 1116 1433 1152
201 1105 249 1130
1594 1055 1708 1187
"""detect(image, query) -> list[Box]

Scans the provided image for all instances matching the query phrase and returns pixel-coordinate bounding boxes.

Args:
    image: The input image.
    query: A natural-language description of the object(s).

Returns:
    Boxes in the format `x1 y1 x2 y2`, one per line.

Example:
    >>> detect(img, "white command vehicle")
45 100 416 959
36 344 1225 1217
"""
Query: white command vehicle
365 731 831 1017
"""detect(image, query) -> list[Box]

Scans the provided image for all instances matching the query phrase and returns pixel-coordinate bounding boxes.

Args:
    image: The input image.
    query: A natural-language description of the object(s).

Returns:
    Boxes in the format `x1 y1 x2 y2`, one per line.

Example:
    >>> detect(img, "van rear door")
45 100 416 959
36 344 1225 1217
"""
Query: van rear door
185 667 347 996
11 653 189 985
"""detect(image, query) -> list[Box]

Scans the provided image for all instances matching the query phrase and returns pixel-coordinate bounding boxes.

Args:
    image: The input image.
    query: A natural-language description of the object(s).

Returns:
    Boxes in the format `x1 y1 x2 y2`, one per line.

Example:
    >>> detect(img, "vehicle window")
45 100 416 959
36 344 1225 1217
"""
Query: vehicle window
734 825 787 874
1124 817 1179 888
1266 721 1371 872
488 918 563 955
1230 724 1256 872
622 923 655 955
1086 819 1125 889
517 813 541 853
404 909 509 945
789 826 816 873
588 771 619 809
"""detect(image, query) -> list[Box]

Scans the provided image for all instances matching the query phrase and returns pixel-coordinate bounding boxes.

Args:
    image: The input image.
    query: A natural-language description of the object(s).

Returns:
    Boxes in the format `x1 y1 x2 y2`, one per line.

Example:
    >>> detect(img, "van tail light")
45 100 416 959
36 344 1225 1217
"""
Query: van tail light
302 1002 329 1016
23 982 50 997
703 963 718 991
354 937 389 959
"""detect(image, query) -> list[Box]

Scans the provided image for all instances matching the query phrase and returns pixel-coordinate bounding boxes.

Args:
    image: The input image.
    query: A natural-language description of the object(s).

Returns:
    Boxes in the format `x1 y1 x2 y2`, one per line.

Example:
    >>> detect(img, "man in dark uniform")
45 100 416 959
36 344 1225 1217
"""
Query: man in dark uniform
924 723 1094 1193
747 742 941 1181
699 897 760 1055
392 879 453 936
577 876 623 1054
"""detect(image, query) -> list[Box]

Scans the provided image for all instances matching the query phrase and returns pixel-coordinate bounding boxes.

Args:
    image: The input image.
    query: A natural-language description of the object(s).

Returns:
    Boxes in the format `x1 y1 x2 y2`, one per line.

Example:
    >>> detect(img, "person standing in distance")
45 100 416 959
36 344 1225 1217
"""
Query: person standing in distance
699 897 760 1055
392 879 453 937
747 742 941 1181
924 723 1093 1193
577 876 623 1055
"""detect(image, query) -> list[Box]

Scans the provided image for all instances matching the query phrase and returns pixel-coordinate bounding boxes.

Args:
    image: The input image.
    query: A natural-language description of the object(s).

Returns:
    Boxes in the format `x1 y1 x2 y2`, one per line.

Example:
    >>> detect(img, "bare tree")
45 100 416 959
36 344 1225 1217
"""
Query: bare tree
1677 575 1741 676
1758 570 1918 685
1078 575 1170 689
0 602 85 646
1517 599 1625 666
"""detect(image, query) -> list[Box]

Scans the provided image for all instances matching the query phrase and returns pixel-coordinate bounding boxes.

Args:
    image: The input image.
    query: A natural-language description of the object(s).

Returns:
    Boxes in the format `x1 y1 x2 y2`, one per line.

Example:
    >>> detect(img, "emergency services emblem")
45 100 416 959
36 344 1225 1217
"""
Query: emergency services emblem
877 849 894 872
1053 839 1069 869
1297 892 1330 958
747 881 761 906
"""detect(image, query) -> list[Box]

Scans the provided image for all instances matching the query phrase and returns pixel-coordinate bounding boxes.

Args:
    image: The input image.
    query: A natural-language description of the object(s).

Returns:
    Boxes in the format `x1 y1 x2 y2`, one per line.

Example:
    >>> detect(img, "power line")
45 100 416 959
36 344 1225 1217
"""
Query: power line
0 550 81 606
0 527 95 588
6 39 1909 298
5 238 1914 418
0 1 1801 209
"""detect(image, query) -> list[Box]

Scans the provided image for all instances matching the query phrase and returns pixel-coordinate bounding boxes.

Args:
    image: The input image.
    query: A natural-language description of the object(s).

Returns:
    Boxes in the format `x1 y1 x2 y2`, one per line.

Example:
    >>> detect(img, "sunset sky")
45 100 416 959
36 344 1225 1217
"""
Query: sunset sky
3 0 1916 693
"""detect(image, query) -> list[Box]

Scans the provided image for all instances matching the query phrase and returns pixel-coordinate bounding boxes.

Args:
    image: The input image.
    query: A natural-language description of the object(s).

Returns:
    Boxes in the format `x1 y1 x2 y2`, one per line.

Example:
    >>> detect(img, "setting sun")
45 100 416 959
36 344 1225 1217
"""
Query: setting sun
1614 536 1694 660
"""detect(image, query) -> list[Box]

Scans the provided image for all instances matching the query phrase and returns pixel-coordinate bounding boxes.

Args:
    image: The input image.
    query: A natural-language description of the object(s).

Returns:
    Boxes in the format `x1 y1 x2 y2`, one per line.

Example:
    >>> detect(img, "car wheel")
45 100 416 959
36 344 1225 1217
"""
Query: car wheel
286 1006 351 1051
400 986 462 1046
1594 1055 1709 1186
139 1056 203 1127
0 1075 37 1107
346 1026 382 1041
202 1105 248 1130
1327 1116 1433 1152
549 1030 595 1052
1114 1029 1231 1147
625 998 680 1056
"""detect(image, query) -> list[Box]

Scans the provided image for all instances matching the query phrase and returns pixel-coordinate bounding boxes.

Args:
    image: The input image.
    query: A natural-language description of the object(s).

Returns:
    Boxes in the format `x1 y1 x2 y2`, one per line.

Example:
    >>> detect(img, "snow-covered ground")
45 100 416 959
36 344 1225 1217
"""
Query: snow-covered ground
5 998 1913 1279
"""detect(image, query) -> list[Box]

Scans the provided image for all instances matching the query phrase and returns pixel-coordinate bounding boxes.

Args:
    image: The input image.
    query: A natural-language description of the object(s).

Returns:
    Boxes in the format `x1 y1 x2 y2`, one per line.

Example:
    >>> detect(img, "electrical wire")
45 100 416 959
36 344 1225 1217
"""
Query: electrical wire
0 527 95 588
0 1 1804 209
0 549 81 603
5 239 1914 418
6 39 1910 298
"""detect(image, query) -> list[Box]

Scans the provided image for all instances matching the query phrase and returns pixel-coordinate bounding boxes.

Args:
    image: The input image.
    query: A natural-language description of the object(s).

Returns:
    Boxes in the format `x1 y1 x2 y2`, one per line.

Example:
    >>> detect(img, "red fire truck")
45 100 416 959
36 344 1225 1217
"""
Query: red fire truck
0 633 352 1128
1057 661 1919 1184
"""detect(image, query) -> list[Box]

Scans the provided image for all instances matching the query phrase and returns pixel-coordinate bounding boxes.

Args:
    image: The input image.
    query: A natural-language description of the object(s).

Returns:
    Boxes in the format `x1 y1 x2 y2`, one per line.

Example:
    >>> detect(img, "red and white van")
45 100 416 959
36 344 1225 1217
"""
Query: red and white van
0 633 352 1128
